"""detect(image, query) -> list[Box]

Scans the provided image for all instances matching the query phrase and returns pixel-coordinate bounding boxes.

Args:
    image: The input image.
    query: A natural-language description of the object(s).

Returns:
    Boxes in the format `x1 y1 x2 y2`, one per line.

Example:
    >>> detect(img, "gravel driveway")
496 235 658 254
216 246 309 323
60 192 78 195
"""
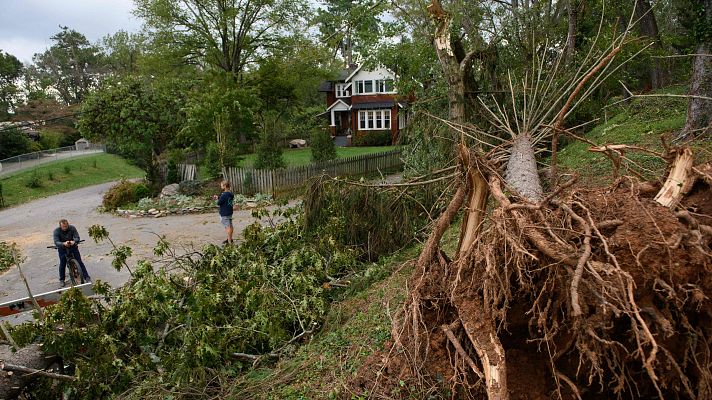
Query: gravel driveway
0 181 271 312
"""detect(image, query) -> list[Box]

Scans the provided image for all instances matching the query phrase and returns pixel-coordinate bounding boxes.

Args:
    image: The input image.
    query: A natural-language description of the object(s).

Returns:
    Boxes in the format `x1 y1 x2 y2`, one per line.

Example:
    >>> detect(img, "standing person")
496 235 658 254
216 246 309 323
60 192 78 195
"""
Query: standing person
214 180 234 245
53 219 91 287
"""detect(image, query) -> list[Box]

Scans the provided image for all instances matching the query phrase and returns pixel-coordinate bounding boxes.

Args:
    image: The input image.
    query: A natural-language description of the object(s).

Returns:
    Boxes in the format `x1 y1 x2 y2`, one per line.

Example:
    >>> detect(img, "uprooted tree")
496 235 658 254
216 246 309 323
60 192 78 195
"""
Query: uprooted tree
350 1 712 399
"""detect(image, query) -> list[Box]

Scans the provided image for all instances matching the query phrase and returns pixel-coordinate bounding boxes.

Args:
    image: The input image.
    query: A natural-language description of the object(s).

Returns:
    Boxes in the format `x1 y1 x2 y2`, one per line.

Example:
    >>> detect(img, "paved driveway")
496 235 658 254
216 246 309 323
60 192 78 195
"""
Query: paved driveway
0 181 269 312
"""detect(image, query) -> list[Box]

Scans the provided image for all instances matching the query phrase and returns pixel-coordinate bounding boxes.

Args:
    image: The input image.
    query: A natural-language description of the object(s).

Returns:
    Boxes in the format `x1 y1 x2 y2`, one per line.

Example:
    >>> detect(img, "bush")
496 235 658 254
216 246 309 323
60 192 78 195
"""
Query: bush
178 180 204 196
38 130 63 149
166 159 179 184
102 180 150 210
254 132 286 170
311 129 337 162
24 171 43 188
202 142 221 179
0 127 31 159
352 130 392 146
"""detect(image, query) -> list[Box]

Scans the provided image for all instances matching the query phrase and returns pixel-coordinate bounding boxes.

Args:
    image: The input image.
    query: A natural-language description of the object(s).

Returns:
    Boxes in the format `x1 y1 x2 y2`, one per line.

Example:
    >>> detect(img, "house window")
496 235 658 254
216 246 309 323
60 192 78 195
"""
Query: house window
375 79 395 93
335 83 350 98
358 109 391 130
354 81 363 94
364 80 373 93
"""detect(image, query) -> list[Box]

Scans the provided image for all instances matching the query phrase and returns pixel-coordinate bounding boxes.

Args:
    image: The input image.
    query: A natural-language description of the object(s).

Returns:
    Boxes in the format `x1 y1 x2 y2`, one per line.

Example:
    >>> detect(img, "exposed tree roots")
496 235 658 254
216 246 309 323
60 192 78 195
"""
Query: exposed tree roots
349 151 712 399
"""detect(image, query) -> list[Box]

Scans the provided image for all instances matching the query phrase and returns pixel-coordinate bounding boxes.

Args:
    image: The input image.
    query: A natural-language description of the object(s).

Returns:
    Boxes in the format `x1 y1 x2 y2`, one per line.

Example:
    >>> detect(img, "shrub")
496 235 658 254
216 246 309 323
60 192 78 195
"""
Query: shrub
102 180 150 210
38 130 63 149
202 142 221 179
311 129 337 162
24 171 43 188
166 159 179 184
178 180 204 196
254 132 286 170
352 129 392 146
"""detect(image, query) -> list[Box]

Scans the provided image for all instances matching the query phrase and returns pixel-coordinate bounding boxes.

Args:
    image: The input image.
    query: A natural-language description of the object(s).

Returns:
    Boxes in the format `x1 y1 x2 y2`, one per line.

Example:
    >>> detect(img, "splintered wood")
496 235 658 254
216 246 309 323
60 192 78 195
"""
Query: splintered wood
655 147 694 208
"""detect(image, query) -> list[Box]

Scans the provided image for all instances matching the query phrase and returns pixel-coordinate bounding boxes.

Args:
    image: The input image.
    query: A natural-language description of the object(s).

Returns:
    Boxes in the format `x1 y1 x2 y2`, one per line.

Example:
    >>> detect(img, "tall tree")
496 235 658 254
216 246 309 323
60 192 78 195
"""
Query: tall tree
634 0 665 89
315 0 385 64
134 0 307 80
101 30 146 75
32 27 103 105
680 0 712 138
78 76 185 187
0 50 23 120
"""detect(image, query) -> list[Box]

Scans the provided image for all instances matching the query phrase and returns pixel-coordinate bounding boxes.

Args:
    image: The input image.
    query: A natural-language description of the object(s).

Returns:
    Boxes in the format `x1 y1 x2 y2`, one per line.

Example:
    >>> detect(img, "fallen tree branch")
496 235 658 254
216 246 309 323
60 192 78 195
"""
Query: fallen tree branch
1 361 76 382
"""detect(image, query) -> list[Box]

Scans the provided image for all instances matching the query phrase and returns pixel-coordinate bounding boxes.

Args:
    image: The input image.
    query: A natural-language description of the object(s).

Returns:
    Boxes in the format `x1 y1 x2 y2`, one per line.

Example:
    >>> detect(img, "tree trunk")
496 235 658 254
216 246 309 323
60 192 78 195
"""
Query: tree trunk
635 0 665 89
505 133 543 202
564 0 578 64
680 0 712 139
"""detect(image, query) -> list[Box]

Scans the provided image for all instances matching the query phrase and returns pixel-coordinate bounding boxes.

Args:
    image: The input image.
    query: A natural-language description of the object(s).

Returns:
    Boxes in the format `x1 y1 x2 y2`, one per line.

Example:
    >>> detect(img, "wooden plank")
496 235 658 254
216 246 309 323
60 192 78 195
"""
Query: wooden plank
0 283 94 317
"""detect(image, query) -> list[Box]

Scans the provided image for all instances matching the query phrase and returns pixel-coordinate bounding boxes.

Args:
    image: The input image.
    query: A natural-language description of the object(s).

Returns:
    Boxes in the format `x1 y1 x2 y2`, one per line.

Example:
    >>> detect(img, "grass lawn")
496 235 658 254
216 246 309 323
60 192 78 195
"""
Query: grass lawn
557 84 712 184
0 153 144 208
236 146 399 168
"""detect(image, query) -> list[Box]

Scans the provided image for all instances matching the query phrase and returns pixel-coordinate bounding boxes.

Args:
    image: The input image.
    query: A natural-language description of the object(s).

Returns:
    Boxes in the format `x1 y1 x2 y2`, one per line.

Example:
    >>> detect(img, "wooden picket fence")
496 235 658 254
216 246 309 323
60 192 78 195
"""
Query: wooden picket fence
159 163 197 182
223 149 403 195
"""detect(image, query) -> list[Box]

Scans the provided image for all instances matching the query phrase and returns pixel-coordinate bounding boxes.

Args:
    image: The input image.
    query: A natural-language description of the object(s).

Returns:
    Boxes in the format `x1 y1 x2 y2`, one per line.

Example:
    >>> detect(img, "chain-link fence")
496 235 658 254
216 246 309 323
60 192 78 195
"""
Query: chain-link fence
0 144 106 178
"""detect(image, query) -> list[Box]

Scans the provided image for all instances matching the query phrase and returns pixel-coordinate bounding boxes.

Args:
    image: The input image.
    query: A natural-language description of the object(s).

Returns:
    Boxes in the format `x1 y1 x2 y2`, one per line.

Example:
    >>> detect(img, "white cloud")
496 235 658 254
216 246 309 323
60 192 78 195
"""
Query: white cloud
0 0 142 62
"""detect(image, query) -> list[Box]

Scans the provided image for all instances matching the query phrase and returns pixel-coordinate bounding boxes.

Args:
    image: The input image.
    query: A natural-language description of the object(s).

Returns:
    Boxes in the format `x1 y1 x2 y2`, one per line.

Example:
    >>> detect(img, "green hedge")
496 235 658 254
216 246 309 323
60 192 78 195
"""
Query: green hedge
352 129 392 146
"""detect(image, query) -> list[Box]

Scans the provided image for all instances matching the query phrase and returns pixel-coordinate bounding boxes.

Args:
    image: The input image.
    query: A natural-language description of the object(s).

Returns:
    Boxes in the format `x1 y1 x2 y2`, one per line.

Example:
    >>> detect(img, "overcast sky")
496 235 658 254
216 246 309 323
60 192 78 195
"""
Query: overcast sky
0 0 142 64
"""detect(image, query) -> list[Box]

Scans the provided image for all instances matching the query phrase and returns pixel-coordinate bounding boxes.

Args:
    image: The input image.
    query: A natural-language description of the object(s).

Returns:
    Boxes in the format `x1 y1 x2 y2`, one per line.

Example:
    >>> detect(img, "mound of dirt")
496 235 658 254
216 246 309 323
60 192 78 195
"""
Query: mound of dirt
348 178 711 399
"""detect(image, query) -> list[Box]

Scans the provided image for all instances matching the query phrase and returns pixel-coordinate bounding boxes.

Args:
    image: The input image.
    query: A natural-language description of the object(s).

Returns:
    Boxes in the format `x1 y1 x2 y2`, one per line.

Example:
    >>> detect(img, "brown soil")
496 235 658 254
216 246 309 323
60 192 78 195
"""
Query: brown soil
348 178 712 399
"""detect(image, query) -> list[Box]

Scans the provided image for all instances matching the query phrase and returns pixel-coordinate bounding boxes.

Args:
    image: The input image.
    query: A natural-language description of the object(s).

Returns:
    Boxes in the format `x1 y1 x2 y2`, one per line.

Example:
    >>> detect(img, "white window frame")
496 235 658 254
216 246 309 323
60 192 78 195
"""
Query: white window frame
358 109 391 130
335 83 351 98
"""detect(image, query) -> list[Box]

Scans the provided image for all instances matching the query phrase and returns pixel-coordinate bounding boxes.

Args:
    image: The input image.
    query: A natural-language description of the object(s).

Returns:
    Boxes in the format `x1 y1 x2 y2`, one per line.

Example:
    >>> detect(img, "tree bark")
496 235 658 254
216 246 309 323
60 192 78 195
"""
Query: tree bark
564 0 578 65
680 44 712 138
635 0 665 89
505 133 543 202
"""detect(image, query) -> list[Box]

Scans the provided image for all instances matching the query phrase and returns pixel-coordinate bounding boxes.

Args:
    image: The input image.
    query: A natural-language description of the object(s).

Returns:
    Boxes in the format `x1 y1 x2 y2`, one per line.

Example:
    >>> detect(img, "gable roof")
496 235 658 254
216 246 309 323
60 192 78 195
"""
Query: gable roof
326 99 351 111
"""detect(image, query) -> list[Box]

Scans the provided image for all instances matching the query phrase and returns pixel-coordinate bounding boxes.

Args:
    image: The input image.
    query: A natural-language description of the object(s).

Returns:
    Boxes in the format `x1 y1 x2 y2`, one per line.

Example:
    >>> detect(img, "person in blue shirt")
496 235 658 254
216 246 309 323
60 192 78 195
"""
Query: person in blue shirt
52 219 91 287
214 180 234 245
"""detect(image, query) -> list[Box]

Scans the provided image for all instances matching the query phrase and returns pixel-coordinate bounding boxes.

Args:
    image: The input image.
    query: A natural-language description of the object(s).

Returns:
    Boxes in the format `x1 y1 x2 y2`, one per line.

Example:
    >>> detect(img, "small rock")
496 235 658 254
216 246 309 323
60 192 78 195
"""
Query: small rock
160 183 180 197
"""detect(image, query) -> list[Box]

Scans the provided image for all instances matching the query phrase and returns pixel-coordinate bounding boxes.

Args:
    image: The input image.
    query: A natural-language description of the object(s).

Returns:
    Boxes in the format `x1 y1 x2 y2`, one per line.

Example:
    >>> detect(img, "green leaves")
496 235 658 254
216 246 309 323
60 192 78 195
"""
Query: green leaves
18 206 360 398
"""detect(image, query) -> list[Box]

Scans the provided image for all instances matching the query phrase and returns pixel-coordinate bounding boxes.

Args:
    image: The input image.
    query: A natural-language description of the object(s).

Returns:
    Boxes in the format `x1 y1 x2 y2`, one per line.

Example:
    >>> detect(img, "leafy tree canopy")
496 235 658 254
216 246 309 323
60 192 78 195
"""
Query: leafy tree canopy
0 50 23 121
134 0 309 79
32 27 103 105
77 75 186 185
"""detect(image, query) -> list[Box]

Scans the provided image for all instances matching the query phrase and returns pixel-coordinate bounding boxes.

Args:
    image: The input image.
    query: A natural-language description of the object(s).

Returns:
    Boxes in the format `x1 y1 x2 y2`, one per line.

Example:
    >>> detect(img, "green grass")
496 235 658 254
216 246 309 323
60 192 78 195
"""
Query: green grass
237 146 399 168
0 153 144 208
557 84 712 184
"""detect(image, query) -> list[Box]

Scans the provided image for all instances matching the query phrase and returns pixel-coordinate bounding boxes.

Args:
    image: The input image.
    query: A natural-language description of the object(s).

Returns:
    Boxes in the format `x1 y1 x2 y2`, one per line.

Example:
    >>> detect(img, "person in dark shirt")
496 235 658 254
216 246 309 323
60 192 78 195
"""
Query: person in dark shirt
52 219 91 287
214 180 234 245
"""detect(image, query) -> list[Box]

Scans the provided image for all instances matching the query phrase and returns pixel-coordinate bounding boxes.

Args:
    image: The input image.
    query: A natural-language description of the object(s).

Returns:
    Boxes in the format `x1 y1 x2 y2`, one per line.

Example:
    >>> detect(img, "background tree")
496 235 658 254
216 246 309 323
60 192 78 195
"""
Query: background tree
0 127 31 159
134 0 307 80
78 76 185 188
32 27 103 104
316 0 386 63
101 30 147 75
679 0 712 138
0 50 23 121
254 111 286 170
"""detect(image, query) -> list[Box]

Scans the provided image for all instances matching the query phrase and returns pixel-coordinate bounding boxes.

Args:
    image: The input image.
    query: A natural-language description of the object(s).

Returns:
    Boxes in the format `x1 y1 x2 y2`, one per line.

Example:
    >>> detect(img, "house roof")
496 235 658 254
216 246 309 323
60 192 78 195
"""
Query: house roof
326 99 351 111
351 101 394 109
317 81 333 92
338 64 359 80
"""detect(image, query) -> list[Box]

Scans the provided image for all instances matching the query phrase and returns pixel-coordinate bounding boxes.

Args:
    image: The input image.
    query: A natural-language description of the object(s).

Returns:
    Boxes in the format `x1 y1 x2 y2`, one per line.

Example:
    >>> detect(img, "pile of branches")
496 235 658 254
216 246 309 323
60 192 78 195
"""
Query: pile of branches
353 146 712 399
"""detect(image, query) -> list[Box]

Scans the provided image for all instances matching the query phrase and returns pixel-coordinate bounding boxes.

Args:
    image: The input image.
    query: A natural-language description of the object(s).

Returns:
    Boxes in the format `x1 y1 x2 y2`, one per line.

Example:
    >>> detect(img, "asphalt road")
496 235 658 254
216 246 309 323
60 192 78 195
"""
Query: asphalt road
0 181 268 319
